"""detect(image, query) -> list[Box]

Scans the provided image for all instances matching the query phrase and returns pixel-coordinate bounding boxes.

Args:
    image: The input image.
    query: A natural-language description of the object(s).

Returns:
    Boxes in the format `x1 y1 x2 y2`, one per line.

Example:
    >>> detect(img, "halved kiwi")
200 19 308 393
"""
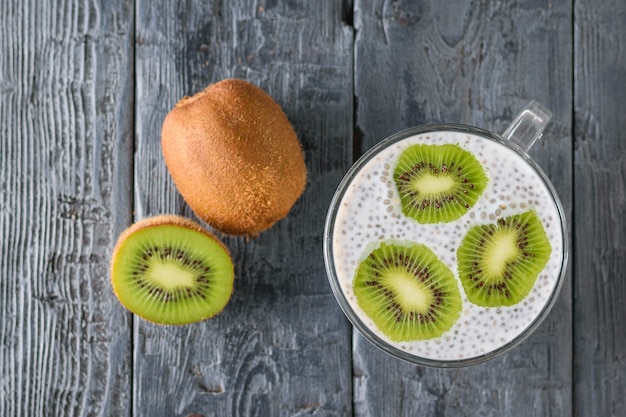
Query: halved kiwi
457 210 552 307
394 143 488 224
110 215 235 325
353 242 462 341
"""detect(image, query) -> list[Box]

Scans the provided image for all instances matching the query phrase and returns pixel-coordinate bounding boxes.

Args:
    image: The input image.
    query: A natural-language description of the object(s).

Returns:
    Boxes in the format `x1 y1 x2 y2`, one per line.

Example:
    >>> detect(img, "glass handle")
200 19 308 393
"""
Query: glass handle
502 101 553 152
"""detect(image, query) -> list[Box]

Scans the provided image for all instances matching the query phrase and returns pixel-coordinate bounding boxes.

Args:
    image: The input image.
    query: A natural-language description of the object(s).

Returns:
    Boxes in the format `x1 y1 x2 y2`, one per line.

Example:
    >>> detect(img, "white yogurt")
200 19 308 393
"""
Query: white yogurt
331 131 564 361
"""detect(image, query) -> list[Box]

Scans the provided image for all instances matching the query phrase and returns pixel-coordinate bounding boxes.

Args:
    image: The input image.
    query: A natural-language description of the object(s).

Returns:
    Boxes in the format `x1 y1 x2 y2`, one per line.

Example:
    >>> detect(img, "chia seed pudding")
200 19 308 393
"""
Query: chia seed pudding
329 130 565 362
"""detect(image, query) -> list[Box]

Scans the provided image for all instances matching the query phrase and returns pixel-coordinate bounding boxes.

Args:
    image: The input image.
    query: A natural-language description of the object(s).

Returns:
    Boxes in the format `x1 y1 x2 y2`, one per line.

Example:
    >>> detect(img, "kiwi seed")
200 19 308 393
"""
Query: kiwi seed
353 241 462 341
161 78 307 236
110 215 235 325
394 143 488 224
457 210 552 307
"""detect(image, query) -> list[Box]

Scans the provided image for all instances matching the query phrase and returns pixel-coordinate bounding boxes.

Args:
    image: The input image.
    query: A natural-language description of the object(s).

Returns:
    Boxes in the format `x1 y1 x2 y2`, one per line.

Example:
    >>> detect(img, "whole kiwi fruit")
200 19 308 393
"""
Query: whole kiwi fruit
161 78 307 236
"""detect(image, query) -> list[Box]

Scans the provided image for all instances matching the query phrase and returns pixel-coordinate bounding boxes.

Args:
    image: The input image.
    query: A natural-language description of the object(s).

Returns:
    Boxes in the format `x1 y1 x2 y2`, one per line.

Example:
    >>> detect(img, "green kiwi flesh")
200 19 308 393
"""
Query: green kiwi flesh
111 216 234 325
353 242 462 341
394 143 488 224
457 210 552 307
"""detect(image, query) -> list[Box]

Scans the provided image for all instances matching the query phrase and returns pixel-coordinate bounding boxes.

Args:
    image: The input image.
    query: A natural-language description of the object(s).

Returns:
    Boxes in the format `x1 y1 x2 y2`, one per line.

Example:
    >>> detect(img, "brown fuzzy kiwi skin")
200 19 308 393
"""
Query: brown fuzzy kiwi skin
161 78 308 237
110 214 234 324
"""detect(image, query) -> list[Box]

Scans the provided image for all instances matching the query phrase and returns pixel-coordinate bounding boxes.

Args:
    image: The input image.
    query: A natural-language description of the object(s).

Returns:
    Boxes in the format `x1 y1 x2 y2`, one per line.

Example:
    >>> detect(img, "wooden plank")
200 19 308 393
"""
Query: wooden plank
353 1 573 415
0 0 134 416
133 1 353 415
574 1 626 415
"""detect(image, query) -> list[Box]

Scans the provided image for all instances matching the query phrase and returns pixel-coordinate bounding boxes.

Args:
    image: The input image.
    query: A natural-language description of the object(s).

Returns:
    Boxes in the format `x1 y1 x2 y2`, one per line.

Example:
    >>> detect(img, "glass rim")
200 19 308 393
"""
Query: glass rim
323 123 569 368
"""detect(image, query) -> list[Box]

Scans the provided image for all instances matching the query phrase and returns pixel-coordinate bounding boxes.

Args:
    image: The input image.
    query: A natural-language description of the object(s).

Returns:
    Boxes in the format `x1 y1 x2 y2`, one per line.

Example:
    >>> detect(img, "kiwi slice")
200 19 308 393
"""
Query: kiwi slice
110 215 235 325
394 143 488 224
457 210 552 307
353 242 462 341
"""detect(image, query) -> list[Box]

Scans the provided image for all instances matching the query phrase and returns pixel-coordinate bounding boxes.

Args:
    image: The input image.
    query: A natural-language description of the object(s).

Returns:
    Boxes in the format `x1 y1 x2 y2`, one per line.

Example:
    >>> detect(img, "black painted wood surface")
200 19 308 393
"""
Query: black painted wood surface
1 0 624 416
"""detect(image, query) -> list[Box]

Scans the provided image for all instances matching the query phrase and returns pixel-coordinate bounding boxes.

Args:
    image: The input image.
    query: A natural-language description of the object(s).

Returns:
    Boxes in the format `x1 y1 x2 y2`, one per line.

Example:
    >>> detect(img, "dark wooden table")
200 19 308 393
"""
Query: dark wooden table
2 1 624 416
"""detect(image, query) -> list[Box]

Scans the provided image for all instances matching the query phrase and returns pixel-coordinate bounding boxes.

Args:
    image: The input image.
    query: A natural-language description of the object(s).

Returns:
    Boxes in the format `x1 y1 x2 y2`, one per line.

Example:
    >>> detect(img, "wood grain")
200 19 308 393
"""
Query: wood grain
0 0 134 415
2 0 624 415
353 0 572 415
134 1 353 415
574 0 626 415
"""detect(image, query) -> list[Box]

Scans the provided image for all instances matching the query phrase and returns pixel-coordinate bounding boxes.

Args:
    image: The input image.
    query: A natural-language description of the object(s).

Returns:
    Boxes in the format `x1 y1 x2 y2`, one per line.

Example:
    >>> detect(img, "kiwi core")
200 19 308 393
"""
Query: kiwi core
484 232 518 276
148 262 195 289
388 272 433 311
413 174 455 195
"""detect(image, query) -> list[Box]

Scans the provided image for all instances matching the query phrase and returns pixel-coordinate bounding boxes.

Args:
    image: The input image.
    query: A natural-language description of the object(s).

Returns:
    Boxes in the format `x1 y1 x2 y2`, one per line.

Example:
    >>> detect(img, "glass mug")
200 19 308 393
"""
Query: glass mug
324 101 568 367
